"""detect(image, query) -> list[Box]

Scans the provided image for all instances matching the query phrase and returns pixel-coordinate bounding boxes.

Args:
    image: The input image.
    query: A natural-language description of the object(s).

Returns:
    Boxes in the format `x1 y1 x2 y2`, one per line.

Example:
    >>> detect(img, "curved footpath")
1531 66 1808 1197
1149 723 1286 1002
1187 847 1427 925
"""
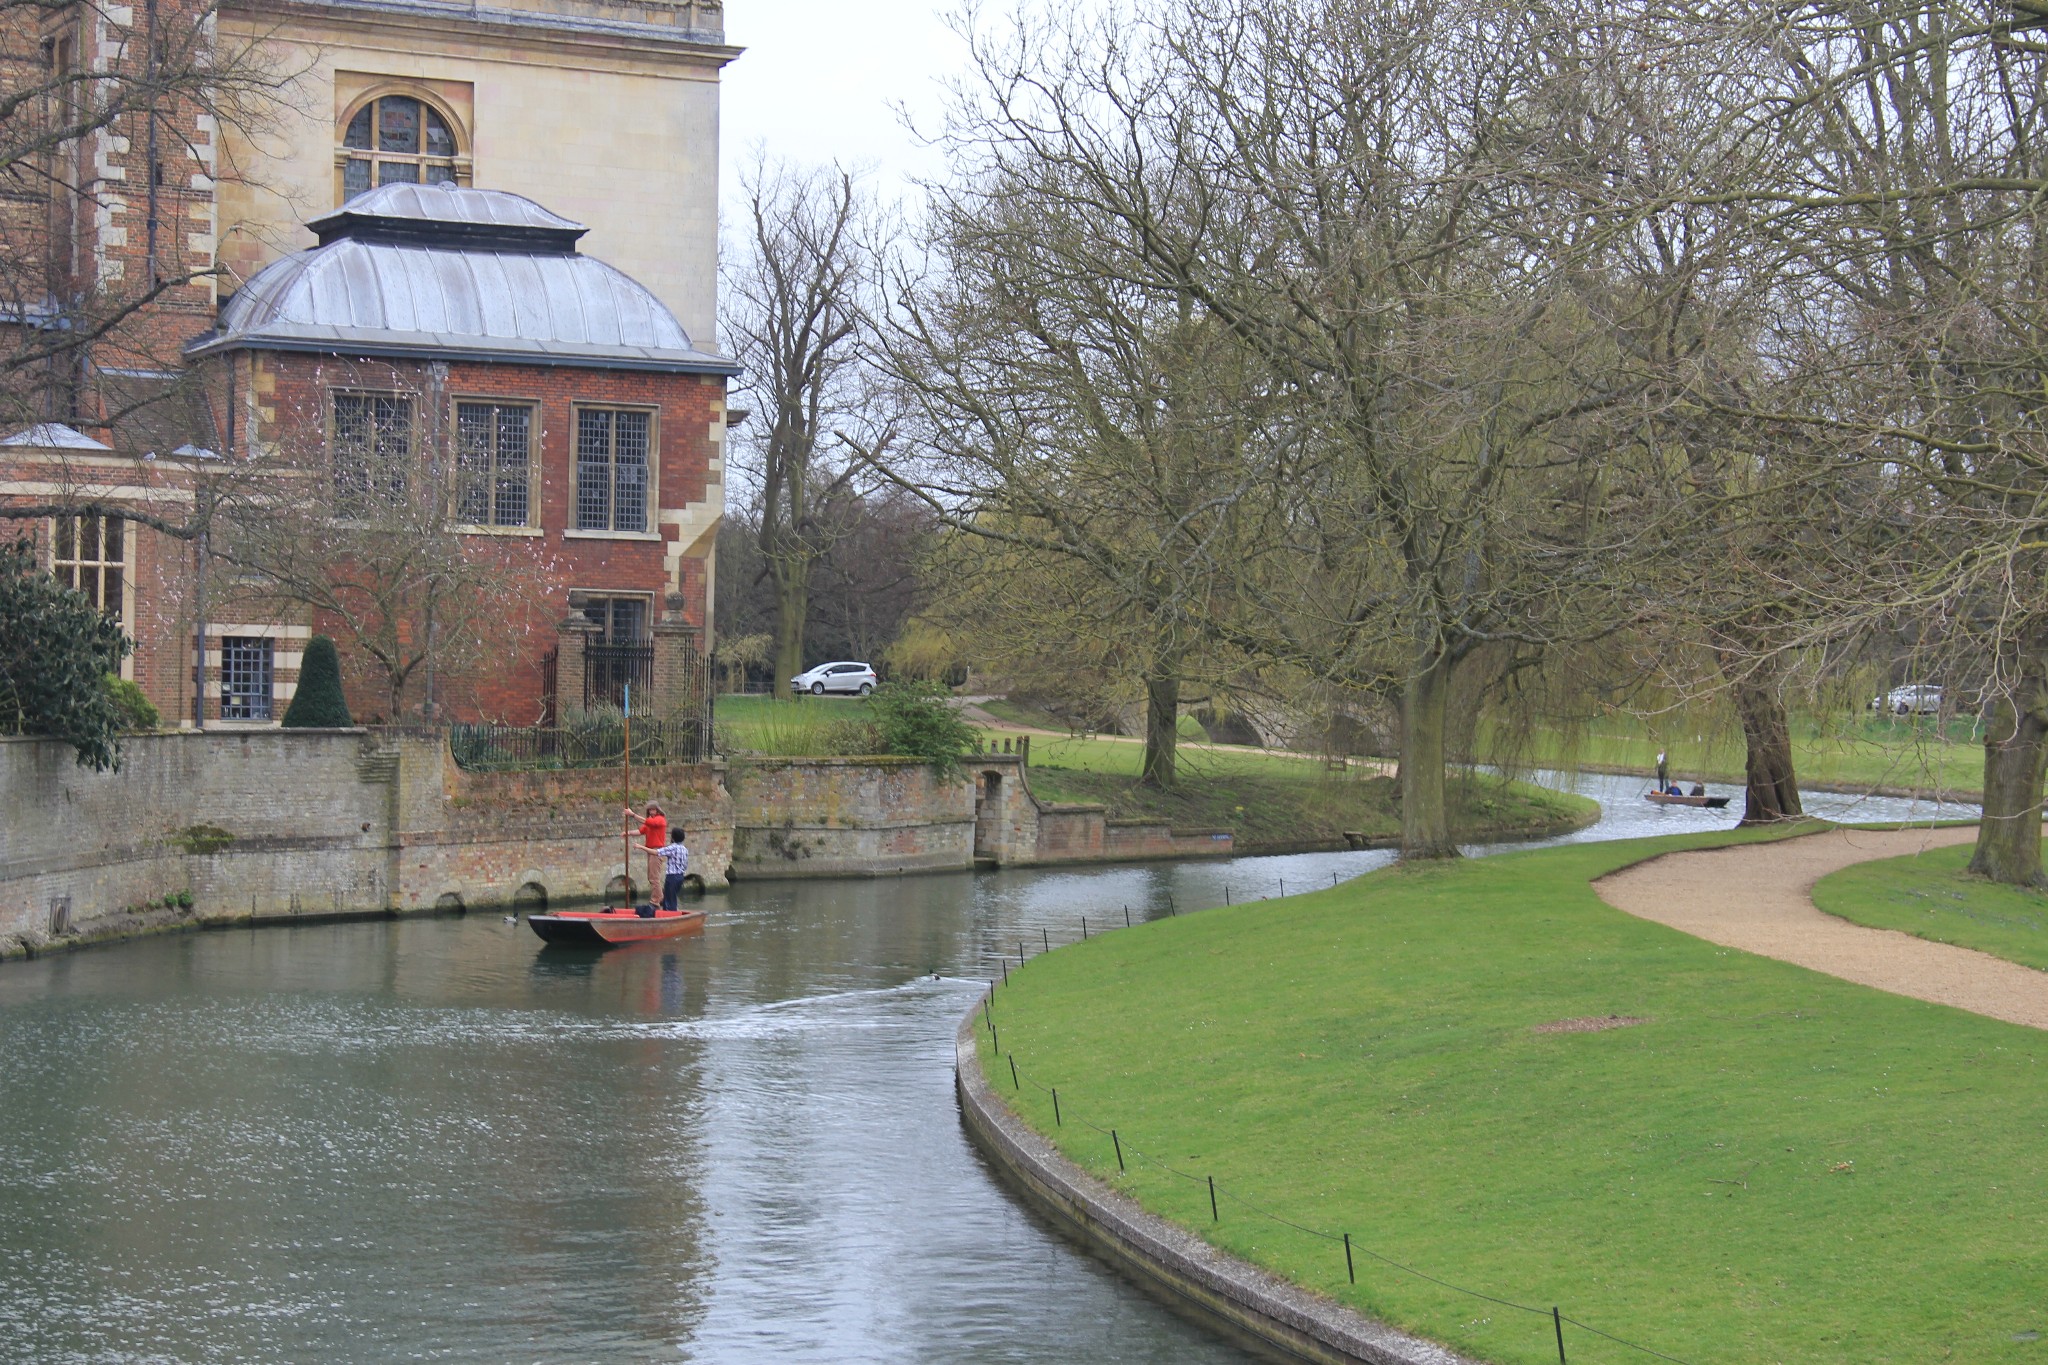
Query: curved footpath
1596 822 2048 1031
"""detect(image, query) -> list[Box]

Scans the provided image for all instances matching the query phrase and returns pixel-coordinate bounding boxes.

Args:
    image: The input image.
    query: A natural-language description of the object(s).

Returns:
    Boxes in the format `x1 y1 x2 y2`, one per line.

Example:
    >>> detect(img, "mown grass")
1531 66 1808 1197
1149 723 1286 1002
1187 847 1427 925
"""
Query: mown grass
978 826 2048 1365
1813 844 2048 972
1487 712 1984 797
714 693 876 755
1024 767 1592 849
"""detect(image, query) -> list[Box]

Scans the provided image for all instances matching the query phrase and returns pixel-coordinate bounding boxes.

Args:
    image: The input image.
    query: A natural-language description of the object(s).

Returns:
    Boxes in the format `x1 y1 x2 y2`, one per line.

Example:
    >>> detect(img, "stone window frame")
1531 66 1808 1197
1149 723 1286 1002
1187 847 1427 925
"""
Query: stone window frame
335 85 472 203
567 401 661 540
449 394 542 535
327 386 418 519
49 511 134 680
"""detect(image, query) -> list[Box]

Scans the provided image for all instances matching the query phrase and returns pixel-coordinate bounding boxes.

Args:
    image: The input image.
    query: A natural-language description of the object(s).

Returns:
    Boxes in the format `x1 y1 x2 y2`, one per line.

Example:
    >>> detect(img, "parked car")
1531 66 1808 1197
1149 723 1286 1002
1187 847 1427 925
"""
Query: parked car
791 661 877 696
1871 683 1943 716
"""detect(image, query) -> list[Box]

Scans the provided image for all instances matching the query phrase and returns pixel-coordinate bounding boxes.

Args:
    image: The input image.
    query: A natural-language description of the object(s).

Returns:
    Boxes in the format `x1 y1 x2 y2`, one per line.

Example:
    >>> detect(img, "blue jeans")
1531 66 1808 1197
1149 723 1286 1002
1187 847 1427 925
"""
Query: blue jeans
661 872 685 911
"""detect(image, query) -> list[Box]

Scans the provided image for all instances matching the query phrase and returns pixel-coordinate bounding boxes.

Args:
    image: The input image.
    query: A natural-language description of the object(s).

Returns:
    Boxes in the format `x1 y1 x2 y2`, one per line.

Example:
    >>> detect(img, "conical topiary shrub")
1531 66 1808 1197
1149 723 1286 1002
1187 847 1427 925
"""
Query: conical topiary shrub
281 635 353 728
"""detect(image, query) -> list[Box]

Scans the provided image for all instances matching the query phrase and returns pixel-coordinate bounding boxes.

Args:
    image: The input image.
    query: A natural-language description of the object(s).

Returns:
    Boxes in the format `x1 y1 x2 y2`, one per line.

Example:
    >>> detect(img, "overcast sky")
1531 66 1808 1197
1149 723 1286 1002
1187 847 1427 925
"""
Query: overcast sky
720 0 968 210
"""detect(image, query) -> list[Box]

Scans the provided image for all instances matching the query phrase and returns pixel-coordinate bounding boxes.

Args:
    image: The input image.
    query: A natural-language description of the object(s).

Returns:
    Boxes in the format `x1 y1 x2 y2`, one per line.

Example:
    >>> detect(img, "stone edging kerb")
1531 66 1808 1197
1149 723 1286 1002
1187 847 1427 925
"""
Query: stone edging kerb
953 1010 1482 1365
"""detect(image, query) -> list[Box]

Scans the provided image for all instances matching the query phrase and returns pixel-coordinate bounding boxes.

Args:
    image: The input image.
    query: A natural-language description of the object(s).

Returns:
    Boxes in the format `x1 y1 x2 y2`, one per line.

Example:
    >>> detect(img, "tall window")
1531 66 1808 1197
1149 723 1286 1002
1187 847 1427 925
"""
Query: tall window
220 637 274 721
341 95 458 200
575 407 651 533
332 393 413 515
52 513 124 626
581 595 648 644
454 402 533 527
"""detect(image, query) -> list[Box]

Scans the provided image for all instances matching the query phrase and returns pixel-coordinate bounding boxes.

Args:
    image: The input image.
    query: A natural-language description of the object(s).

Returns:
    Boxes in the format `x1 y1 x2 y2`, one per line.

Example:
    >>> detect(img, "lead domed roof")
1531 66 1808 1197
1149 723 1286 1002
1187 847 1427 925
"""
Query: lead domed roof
187 184 736 375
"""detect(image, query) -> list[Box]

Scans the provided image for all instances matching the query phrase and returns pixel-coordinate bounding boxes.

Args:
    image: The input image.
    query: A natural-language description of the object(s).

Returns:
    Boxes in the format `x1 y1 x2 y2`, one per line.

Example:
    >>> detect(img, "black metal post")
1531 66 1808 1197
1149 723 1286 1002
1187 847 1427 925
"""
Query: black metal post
1344 1233 1355 1284
1042 928 1050 953
1052 1088 1061 1125
1124 905 1132 927
1002 958 1009 985
1208 1176 1218 1221
1279 877 1285 896
1553 1307 1566 1364
1111 1129 1124 1172
1009 1055 1019 1090
1225 884 1231 905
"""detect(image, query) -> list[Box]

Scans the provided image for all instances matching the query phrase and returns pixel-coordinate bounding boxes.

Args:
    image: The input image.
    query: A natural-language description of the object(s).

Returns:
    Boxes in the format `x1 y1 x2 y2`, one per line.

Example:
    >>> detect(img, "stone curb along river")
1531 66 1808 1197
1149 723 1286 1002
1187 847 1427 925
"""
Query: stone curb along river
952 1009 1480 1365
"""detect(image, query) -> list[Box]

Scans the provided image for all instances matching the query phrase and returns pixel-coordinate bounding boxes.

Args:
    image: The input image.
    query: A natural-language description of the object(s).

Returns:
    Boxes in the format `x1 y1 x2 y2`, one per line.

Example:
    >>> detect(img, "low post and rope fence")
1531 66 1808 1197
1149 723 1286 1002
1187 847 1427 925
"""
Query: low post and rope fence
969 872 1700 1365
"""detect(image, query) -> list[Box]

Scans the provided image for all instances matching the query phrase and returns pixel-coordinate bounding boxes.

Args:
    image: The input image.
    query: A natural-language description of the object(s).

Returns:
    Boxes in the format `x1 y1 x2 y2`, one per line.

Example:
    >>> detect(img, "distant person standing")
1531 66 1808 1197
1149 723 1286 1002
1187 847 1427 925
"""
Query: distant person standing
1655 750 1669 791
645 828 690 913
625 802 666 899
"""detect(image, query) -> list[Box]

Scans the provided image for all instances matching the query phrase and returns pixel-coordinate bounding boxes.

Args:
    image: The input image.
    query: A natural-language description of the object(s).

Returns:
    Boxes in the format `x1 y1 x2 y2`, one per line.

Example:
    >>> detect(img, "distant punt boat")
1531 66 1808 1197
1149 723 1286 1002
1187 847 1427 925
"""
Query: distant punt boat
1643 791 1733 809
528 907 704 947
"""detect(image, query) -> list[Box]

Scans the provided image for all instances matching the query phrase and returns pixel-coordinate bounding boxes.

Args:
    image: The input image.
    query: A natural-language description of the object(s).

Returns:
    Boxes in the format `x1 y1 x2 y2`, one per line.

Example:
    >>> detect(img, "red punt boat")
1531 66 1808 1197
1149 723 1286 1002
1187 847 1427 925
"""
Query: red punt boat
528 907 704 947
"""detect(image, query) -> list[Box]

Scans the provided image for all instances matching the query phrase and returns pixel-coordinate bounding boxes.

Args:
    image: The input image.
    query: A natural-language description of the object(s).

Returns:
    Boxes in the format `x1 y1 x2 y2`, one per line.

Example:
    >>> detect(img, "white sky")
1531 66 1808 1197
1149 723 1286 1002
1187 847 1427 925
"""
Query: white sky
720 0 970 210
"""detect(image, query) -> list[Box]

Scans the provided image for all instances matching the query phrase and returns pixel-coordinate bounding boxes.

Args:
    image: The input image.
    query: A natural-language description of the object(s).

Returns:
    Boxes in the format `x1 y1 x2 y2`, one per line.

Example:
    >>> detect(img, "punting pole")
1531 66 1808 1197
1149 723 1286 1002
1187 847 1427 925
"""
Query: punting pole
622 682 632 908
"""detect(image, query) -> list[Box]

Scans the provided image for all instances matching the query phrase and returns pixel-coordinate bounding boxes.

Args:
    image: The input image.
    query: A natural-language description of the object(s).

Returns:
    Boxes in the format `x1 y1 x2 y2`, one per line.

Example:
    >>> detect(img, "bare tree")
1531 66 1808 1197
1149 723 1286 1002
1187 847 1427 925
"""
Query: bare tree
723 160 877 696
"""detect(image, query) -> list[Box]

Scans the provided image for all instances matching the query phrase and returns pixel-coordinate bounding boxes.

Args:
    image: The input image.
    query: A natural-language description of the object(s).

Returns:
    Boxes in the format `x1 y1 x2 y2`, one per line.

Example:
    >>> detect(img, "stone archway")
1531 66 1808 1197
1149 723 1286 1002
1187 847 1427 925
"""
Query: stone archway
973 769 1003 861
512 881 548 915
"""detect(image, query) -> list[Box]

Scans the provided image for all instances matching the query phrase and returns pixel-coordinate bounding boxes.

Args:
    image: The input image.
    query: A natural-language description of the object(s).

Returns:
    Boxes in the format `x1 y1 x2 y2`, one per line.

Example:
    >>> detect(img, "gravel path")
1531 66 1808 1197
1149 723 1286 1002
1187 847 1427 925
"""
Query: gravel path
1594 824 2048 1031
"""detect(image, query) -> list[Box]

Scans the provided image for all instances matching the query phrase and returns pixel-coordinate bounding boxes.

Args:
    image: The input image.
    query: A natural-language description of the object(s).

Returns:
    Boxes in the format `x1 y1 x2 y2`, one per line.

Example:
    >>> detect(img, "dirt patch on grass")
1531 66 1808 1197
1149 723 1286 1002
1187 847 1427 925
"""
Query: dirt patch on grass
1531 1014 1647 1034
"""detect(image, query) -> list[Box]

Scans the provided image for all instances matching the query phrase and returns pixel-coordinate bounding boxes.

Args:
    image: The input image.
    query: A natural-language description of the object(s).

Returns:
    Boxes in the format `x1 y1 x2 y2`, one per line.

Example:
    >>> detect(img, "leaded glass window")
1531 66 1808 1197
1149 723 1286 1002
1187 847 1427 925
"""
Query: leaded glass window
340 95 458 202
454 401 533 527
52 513 124 626
220 637 273 721
575 407 651 533
332 392 413 515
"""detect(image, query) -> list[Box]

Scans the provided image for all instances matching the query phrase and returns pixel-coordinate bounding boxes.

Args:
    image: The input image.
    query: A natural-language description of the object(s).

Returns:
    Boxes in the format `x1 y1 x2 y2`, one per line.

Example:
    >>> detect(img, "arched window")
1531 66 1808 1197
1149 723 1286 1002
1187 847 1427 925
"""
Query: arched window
340 94 461 200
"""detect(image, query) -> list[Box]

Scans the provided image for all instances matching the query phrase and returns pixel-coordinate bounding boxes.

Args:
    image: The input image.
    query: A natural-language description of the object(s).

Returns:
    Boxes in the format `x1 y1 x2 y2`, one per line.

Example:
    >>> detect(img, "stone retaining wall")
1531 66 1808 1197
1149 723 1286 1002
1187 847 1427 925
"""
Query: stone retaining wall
0 730 731 958
953 1009 1476 1365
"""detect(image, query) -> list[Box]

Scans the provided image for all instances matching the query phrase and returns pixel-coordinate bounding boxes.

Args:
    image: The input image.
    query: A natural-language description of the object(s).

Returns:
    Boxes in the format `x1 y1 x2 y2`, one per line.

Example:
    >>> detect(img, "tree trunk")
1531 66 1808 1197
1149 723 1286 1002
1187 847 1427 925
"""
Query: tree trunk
1397 652 1459 860
771 562 809 700
1969 656 2048 888
1733 678 1803 825
1141 669 1179 789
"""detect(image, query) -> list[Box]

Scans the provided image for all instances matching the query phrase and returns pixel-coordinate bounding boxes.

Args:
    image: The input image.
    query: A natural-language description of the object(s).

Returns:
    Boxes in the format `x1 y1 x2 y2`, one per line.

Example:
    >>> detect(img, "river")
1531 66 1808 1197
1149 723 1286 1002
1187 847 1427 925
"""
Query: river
0 774 1975 1363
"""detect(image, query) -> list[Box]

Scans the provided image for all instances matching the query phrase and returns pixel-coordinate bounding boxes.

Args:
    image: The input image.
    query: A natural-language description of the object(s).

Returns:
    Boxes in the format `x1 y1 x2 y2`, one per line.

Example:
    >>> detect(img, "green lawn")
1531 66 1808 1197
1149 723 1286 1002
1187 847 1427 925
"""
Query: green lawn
1813 844 2048 972
1485 712 1985 797
714 693 876 755
1024 767 1592 849
978 827 2048 1365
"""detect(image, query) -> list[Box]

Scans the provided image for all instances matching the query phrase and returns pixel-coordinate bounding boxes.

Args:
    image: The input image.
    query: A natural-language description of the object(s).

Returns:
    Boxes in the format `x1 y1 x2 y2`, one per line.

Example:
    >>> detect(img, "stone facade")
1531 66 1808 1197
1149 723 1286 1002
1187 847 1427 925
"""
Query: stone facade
0 730 731 957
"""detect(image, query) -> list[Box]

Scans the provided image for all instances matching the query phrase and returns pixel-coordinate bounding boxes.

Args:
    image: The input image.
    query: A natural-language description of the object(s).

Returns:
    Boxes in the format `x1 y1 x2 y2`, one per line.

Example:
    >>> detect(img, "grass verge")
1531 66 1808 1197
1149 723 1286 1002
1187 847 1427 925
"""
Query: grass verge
1812 844 2048 972
1023 766 1592 849
977 826 2048 1365
1485 713 1984 798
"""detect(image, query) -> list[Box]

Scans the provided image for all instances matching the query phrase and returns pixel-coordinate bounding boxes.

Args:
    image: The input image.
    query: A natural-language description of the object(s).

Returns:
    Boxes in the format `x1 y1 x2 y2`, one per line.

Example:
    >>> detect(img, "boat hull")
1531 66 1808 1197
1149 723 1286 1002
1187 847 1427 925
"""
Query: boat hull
528 908 704 947
1643 792 1732 809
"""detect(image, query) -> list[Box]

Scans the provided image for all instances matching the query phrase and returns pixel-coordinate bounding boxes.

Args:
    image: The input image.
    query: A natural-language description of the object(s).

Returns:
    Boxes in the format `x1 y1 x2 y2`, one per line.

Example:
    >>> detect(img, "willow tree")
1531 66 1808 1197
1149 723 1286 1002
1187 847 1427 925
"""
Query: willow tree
936 0 1688 854
1692 0 2048 880
877 167 1278 787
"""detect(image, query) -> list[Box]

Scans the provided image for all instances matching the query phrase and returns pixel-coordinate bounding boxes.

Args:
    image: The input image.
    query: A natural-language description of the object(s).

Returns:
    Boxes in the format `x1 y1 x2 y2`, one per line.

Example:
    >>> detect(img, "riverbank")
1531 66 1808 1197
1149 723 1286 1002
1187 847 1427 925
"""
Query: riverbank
1021 767 1596 853
972 824 2048 1365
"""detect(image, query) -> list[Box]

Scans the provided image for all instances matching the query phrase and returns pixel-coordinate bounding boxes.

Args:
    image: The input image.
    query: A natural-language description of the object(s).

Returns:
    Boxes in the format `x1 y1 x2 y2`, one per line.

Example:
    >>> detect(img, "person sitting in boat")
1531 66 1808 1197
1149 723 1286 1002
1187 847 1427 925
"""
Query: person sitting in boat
644 828 690 915
625 802 667 899
1689 783 1706 797
1665 783 1685 796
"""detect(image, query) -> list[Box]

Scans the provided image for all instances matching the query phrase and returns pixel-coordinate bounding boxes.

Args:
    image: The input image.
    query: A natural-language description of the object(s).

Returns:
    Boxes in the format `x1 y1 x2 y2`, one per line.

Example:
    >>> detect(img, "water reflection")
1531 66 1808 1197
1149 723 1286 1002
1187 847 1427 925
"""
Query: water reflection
0 769 1981 1363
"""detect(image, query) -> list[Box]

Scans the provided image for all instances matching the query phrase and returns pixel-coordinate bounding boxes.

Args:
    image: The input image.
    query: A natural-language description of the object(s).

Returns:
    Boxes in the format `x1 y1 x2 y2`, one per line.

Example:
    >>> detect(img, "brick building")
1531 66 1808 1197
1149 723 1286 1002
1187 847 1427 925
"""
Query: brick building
0 0 736 727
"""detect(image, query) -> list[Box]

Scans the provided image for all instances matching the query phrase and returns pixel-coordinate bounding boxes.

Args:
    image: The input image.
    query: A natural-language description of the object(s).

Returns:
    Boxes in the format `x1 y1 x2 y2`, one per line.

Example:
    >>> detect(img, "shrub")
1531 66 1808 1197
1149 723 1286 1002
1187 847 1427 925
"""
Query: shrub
105 675 160 731
868 680 977 772
0 537 130 769
281 635 352 727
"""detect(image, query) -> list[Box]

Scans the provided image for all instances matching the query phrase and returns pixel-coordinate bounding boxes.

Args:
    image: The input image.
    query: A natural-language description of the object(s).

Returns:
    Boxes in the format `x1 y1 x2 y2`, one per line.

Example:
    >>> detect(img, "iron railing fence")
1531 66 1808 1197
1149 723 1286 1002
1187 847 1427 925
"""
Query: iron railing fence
583 642 653 709
447 715 711 772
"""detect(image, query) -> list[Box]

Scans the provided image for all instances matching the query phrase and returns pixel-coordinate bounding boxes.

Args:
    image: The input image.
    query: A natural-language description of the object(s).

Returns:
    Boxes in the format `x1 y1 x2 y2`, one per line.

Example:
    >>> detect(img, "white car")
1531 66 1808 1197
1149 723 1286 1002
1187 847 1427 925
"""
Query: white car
1872 684 1943 716
791 661 877 696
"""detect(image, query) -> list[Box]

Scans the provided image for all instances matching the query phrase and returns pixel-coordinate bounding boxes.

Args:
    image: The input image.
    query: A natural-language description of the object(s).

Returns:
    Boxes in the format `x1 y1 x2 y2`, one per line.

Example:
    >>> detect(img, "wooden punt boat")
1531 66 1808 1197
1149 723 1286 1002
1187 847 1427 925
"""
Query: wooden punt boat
1643 791 1732 809
527 907 704 947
